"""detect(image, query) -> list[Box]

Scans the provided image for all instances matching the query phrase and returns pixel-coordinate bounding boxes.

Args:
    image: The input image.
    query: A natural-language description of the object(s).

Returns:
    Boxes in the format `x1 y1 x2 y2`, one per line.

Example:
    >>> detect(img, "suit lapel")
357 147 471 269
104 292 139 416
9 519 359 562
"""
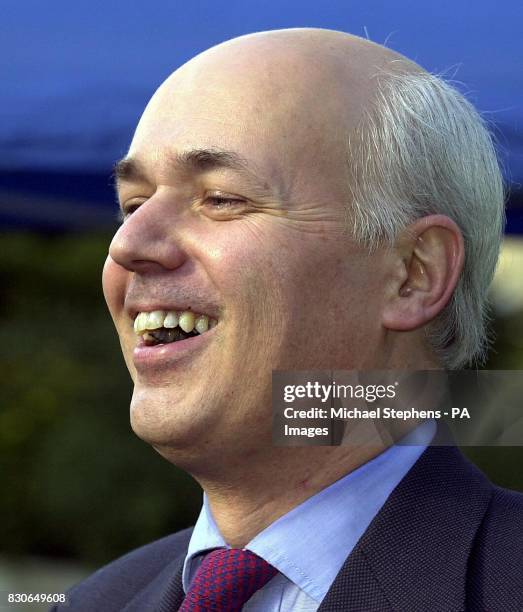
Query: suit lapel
122 552 185 611
319 445 493 611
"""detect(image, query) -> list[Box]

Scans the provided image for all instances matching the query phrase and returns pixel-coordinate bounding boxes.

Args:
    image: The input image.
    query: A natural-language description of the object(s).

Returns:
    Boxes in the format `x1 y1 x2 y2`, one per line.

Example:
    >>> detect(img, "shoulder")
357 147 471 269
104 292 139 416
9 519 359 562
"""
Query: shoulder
467 486 523 610
482 485 523 535
53 527 193 612
475 485 523 561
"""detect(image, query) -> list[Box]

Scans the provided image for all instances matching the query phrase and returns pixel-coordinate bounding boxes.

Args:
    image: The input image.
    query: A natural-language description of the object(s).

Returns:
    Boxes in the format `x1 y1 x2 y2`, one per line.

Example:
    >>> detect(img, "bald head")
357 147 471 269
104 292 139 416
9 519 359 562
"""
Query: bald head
128 29 422 205
166 28 419 123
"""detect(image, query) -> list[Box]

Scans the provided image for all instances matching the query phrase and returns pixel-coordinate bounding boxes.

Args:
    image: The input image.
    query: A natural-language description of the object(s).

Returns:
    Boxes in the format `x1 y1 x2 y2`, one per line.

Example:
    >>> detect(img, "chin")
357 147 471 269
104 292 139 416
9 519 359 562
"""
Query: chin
129 385 213 451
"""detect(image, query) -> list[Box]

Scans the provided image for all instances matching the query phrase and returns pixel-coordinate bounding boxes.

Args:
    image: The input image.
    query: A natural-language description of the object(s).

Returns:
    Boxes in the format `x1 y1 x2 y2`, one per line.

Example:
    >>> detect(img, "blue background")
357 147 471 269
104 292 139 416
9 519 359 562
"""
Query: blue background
1 0 522 230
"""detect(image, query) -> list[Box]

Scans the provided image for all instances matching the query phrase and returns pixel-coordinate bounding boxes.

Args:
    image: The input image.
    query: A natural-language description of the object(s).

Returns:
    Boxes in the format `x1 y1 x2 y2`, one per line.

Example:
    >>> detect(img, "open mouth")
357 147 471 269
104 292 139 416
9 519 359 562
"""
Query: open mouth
134 310 218 347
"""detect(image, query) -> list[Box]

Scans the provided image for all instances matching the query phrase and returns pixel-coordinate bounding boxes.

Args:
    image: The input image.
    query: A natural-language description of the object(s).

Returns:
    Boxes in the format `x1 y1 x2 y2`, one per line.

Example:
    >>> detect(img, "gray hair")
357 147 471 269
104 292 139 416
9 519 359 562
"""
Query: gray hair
347 69 505 369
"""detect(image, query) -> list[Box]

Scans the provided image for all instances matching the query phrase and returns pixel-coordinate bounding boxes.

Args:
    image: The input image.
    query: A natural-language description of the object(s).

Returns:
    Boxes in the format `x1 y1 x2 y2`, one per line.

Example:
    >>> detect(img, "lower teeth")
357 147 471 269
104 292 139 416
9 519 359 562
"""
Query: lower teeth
143 327 198 346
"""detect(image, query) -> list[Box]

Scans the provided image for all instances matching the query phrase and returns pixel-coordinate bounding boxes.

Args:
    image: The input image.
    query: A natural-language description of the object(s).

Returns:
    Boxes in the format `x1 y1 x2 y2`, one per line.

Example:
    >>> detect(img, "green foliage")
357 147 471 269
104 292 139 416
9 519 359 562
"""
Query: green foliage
0 233 200 565
461 309 523 490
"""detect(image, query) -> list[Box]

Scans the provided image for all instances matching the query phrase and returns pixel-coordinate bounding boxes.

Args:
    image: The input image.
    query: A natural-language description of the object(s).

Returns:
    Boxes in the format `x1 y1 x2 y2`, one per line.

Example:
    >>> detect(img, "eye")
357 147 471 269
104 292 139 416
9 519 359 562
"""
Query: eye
204 195 245 209
200 193 248 218
118 201 144 223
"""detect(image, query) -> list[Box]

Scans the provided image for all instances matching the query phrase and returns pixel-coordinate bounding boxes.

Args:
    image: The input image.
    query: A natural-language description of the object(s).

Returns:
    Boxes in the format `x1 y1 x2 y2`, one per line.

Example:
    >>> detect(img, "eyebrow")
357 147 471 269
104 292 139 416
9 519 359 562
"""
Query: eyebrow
113 147 263 187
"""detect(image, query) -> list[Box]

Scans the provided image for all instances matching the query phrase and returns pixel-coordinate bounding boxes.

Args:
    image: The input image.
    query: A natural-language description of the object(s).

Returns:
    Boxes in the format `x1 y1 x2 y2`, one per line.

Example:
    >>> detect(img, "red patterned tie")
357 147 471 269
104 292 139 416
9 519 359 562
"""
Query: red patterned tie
179 548 278 611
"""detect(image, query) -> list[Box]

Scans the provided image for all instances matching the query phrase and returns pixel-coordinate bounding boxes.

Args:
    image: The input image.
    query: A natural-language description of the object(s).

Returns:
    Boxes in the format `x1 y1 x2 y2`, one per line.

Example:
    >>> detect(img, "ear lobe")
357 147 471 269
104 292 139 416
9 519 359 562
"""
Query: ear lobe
382 215 465 332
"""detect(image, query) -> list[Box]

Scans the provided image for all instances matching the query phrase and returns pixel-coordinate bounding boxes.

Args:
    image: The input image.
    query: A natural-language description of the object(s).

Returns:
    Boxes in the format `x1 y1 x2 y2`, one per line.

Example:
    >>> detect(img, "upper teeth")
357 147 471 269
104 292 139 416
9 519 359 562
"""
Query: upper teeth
133 310 217 335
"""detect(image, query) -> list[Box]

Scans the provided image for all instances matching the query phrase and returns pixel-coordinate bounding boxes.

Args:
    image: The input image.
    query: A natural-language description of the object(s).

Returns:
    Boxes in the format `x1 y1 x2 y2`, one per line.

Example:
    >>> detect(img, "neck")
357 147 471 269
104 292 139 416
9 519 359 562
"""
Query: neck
192 440 390 548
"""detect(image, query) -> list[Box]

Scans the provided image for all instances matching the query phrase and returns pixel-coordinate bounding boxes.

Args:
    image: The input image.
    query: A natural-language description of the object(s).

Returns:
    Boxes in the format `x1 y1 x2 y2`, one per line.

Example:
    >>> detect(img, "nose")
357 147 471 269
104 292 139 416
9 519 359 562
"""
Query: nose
108 197 187 273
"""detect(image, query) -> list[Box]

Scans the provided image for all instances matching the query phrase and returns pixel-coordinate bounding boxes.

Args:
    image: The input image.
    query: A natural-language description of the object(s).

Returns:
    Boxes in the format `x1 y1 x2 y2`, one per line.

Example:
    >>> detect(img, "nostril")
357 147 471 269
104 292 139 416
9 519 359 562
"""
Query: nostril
130 259 168 274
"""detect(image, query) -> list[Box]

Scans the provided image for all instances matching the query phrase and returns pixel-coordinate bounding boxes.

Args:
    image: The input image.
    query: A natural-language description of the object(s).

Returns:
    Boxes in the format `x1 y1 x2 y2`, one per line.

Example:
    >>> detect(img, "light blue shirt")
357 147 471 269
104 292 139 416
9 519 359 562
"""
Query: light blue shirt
182 420 436 611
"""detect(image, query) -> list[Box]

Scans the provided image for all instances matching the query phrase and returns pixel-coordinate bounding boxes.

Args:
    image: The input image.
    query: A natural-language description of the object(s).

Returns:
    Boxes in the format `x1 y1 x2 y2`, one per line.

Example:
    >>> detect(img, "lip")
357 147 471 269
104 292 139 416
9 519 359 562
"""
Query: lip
132 326 217 372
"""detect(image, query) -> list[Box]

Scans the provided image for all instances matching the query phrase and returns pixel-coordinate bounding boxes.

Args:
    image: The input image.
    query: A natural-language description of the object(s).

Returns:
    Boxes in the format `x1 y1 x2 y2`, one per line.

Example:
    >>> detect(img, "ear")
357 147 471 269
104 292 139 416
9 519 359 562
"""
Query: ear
382 215 465 331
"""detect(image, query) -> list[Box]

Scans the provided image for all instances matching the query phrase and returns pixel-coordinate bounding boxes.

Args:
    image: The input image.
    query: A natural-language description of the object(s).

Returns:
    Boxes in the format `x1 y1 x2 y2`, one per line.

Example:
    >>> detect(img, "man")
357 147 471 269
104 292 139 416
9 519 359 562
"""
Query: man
56 29 522 610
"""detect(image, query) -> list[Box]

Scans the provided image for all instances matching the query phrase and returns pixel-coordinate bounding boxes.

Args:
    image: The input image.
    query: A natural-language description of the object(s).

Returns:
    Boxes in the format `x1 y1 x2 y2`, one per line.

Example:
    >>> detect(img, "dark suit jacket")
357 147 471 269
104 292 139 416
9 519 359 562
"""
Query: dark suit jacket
52 445 523 611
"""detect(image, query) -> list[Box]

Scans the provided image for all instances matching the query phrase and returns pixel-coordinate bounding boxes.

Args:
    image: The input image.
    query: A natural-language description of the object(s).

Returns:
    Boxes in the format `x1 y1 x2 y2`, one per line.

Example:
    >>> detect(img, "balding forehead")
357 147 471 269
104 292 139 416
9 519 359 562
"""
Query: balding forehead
158 29 420 134
179 29 416 84
130 29 422 207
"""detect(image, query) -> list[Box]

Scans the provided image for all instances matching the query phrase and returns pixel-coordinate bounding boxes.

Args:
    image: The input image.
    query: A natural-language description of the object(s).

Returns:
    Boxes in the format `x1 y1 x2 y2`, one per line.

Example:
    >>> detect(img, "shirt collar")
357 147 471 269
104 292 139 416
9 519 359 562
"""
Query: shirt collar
183 419 436 602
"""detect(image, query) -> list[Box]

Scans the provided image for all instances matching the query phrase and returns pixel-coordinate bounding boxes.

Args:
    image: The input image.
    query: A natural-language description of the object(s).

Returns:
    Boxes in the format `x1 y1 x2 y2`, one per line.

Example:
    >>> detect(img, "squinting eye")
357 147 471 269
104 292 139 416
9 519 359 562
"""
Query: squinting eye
126 204 141 215
205 196 245 209
118 202 142 223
